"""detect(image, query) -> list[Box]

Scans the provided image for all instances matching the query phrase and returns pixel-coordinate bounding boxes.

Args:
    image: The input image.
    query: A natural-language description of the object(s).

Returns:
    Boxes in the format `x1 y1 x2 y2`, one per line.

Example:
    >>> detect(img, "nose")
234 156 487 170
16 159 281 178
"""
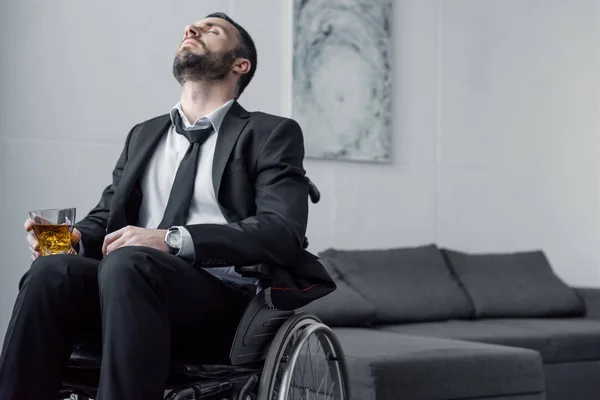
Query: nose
183 24 200 40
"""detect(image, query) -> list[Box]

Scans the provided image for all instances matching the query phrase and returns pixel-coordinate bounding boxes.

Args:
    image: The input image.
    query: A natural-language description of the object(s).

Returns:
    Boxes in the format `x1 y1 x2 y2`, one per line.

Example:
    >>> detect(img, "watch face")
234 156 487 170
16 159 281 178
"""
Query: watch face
167 230 181 247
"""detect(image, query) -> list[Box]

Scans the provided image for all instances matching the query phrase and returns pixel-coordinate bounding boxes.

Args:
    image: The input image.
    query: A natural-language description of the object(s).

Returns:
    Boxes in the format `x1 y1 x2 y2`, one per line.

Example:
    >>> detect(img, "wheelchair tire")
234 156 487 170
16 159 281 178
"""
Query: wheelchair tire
257 312 349 400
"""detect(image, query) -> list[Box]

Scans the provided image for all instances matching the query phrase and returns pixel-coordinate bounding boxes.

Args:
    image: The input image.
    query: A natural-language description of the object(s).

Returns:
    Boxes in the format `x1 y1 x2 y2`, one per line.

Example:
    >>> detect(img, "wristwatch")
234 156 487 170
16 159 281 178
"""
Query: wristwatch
164 227 181 255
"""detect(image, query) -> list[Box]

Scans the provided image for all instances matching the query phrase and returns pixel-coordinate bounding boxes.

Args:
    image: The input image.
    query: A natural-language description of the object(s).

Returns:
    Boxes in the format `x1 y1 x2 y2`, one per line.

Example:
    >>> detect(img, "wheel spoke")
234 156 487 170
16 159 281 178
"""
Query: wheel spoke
316 338 322 392
290 364 304 399
300 336 309 387
328 379 336 399
309 337 316 396
288 333 340 400
316 370 328 396
325 356 329 400
299 341 307 384
266 316 345 400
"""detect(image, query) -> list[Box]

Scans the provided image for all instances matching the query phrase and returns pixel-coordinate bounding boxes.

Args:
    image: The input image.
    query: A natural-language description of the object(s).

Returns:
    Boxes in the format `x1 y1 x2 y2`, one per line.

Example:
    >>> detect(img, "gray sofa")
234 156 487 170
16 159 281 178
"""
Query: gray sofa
300 244 600 400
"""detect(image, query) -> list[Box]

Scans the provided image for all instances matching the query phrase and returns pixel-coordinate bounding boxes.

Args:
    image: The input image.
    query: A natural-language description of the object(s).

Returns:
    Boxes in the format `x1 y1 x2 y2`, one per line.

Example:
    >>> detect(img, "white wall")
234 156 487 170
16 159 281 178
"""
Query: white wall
1 0 599 338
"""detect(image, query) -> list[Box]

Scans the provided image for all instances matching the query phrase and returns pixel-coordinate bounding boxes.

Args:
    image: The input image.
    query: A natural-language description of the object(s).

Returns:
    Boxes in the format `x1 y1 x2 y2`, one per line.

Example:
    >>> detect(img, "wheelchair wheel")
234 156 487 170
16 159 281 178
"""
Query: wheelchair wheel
258 313 348 400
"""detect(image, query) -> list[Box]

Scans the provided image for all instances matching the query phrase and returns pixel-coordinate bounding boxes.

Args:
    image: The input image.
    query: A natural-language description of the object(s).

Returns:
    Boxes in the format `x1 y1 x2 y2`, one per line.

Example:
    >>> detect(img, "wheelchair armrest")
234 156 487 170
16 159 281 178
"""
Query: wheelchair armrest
235 264 272 280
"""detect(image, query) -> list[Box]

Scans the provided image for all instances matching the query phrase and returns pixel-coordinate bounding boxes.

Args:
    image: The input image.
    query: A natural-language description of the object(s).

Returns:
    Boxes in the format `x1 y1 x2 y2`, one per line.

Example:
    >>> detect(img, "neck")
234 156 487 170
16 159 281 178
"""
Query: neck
179 81 235 123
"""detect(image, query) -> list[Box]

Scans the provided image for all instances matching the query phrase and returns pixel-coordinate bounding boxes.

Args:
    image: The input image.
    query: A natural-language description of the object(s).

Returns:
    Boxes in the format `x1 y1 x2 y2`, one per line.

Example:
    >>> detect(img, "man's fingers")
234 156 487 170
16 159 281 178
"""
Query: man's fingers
105 237 127 255
27 232 39 250
71 228 82 244
24 218 34 232
102 238 109 256
102 236 114 256
30 251 40 261
102 227 126 256
102 230 118 255
26 221 40 258
103 228 123 246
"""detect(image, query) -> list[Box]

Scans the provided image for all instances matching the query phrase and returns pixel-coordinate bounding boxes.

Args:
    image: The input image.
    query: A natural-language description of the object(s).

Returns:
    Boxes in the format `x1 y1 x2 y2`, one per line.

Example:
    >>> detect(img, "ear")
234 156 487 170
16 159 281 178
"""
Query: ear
232 58 251 76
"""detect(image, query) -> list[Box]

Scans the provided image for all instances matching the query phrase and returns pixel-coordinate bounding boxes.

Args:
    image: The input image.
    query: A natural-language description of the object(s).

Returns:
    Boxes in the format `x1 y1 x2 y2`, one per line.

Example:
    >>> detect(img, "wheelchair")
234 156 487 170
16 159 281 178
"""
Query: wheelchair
58 179 349 400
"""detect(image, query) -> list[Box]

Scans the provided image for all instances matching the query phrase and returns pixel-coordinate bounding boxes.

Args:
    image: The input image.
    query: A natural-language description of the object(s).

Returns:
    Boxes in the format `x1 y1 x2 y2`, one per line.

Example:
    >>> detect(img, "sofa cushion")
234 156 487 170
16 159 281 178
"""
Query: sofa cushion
332 328 545 400
378 318 600 363
298 255 377 327
574 287 600 319
491 318 600 363
544 361 600 400
442 249 585 318
321 245 472 323
377 320 548 357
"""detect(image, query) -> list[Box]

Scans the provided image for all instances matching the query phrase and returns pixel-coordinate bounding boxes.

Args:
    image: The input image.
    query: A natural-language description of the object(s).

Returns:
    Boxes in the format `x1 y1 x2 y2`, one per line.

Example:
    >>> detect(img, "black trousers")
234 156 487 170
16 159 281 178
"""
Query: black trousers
0 246 254 400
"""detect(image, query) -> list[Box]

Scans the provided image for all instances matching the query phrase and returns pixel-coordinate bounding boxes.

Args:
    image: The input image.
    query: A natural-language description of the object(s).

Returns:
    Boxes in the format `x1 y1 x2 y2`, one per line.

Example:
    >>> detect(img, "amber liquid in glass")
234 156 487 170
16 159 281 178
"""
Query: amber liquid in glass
32 224 74 255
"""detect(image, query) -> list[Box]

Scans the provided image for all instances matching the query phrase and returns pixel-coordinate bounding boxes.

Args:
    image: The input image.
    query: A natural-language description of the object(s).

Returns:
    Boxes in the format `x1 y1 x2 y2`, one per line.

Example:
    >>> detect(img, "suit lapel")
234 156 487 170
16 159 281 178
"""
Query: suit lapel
212 101 250 196
121 115 171 190
108 115 171 230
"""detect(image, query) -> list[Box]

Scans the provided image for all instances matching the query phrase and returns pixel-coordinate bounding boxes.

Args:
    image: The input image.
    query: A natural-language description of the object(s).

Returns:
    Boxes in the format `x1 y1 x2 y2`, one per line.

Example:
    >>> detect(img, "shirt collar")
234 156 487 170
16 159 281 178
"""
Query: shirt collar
169 99 235 134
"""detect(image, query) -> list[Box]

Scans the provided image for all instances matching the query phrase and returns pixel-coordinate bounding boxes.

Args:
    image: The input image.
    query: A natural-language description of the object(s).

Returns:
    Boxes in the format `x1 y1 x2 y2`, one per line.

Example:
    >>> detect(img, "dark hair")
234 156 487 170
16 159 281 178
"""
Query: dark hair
206 12 257 98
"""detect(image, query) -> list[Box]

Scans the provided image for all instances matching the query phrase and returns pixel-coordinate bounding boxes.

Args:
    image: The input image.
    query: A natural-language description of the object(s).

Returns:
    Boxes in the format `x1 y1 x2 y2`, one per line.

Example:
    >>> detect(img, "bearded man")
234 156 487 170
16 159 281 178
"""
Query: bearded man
0 12 334 400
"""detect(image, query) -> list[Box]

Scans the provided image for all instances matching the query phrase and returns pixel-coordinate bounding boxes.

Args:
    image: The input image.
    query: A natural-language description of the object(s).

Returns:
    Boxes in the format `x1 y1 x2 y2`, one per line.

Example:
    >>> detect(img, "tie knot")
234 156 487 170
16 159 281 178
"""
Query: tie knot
172 111 214 144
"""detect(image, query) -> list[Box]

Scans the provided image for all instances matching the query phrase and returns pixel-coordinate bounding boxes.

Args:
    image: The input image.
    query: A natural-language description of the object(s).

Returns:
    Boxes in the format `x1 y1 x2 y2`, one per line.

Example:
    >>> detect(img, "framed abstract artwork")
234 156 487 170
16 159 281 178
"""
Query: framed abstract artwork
293 0 392 162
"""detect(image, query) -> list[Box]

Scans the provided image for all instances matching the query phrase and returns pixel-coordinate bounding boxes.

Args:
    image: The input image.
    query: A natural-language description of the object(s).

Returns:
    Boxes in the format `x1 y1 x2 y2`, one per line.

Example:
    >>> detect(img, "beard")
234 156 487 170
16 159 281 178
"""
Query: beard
172 44 237 84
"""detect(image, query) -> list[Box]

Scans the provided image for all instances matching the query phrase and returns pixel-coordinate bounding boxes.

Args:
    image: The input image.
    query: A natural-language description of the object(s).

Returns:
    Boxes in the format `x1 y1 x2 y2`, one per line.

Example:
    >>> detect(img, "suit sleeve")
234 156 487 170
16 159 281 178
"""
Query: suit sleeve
184 118 309 267
74 125 137 259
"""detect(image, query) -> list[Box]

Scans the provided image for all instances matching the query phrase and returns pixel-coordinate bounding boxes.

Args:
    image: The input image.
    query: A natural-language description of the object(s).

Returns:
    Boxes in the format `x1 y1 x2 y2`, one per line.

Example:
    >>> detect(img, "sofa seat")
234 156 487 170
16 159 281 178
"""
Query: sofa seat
332 327 544 400
491 318 600 363
377 318 600 364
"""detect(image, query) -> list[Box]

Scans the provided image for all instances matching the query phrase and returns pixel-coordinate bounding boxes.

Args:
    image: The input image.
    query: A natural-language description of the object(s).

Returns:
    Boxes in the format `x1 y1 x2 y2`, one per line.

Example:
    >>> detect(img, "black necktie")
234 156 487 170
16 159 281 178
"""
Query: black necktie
158 112 214 228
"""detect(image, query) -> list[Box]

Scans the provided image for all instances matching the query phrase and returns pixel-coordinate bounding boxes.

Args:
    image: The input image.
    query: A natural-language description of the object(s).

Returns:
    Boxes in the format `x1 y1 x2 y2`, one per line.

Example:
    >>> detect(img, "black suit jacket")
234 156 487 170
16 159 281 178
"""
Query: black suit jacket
74 101 336 310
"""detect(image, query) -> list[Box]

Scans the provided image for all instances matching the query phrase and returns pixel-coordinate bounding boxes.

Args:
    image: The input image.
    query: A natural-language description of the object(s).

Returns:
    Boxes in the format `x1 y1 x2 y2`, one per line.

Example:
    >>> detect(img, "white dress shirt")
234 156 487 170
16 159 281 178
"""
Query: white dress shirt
137 99 253 285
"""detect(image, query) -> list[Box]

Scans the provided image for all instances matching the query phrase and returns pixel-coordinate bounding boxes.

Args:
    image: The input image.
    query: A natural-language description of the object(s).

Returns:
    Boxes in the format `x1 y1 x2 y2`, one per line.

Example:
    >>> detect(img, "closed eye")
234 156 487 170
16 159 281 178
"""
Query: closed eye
203 22 225 35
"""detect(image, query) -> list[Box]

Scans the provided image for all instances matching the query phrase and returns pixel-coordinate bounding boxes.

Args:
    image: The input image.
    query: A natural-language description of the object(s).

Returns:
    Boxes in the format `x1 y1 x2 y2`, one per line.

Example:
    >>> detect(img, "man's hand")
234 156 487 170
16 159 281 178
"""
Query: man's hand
102 226 168 256
25 218 81 262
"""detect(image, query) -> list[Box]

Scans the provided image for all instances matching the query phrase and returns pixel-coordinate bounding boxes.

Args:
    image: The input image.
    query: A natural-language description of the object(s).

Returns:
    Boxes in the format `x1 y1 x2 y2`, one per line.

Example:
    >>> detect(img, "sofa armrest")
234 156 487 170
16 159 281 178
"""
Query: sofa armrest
574 287 600 319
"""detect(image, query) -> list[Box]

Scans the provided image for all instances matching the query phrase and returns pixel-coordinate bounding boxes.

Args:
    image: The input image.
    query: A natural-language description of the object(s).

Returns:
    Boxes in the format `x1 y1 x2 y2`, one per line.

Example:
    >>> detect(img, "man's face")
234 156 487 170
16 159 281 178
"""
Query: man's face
173 17 240 84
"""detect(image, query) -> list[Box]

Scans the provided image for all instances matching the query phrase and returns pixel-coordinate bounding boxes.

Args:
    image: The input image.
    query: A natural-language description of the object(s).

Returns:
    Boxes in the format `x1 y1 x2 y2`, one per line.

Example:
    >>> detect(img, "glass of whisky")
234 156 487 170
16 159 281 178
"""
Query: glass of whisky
28 208 77 256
